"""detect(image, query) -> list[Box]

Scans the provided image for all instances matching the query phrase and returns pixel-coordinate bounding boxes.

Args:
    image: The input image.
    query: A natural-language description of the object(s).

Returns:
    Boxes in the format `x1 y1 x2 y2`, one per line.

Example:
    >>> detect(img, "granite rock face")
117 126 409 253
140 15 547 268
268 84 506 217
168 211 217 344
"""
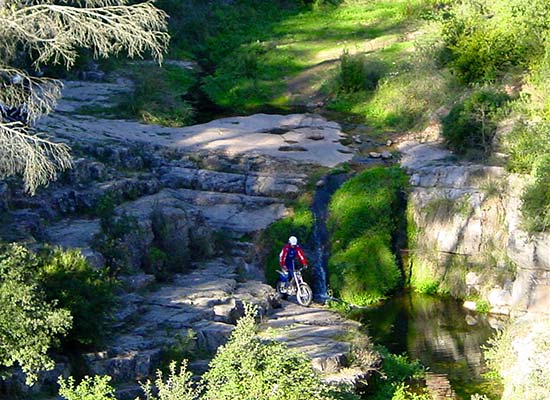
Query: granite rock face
399 139 550 316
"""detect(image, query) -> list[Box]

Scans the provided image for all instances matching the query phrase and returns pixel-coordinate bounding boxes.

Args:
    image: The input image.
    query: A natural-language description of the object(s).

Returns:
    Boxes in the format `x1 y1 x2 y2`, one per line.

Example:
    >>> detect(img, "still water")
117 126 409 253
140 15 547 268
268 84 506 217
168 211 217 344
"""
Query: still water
350 292 504 399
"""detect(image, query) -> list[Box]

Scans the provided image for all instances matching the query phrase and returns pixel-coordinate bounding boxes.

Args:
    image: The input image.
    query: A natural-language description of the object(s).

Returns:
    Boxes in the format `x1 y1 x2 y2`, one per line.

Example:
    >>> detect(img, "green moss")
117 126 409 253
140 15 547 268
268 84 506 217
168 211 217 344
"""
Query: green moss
327 166 408 306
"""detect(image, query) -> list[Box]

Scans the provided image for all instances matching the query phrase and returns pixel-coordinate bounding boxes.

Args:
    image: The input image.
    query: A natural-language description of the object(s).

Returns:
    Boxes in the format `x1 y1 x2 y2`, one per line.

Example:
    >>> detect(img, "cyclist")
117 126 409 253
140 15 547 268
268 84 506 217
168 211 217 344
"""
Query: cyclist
279 236 308 288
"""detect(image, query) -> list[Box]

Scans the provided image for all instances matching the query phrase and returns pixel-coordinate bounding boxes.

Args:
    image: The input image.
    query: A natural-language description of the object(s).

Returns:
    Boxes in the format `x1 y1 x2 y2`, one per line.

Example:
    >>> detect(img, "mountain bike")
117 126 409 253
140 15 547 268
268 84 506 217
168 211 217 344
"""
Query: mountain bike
276 266 313 306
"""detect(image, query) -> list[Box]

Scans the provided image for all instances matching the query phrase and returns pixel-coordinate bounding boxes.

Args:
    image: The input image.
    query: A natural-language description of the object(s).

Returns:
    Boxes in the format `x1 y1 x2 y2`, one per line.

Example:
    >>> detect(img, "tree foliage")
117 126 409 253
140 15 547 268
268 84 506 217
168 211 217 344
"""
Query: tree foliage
0 0 169 194
0 243 72 385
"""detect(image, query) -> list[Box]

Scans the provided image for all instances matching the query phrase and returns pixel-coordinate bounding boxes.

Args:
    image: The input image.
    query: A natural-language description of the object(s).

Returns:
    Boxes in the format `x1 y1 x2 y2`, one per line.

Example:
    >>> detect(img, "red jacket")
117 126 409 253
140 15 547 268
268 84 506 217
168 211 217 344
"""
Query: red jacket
279 243 307 270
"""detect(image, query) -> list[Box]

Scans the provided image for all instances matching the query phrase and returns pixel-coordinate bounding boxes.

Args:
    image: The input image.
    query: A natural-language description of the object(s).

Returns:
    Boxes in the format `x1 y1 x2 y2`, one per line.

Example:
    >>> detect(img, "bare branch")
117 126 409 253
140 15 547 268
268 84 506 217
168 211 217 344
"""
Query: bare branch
0 122 72 194
0 0 168 193
0 65 62 123
0 2 169 68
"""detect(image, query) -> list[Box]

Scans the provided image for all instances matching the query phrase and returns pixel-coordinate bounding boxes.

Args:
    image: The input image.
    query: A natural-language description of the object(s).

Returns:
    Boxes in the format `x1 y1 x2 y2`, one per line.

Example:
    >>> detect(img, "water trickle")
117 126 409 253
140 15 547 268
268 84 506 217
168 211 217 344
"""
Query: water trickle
310 173 349 302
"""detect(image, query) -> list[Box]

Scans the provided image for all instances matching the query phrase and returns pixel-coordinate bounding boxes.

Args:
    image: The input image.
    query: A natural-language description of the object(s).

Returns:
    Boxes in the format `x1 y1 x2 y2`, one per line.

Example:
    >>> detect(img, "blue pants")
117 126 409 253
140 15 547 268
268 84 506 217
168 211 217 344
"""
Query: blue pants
282 261 295 283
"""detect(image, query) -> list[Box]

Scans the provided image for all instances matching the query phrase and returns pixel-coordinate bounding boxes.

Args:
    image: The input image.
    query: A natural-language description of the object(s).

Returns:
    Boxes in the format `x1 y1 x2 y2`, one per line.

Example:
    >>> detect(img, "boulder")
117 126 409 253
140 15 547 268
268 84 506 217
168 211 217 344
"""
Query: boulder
213 298 245 324
195 321 235 353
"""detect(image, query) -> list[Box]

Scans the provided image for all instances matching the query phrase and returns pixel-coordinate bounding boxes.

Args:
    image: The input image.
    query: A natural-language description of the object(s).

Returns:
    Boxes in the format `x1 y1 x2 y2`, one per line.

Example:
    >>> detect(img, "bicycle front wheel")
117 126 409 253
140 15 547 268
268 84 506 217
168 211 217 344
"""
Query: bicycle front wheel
296 283 313 306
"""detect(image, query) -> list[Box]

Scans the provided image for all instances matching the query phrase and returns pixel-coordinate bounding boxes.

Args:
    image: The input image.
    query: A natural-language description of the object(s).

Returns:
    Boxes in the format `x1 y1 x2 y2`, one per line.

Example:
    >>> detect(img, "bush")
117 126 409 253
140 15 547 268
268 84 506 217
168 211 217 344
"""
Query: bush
58 375 116 400
505 122 550 173
92 210 139 275
521 155 550 232
0 243 72 385
141 361 199 400
329 233 401 305
336 51 385 93
202 305 347 400
366 346 429 400
439 0 548 83
107 64 195 127
38 247 115 348
327 167 408 306
442 88 509 156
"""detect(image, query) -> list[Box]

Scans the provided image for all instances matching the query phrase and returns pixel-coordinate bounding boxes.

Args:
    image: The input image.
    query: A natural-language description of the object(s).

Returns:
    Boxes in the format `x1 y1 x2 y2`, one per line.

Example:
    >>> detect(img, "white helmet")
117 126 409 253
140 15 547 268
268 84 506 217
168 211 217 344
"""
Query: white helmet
288 236 298 245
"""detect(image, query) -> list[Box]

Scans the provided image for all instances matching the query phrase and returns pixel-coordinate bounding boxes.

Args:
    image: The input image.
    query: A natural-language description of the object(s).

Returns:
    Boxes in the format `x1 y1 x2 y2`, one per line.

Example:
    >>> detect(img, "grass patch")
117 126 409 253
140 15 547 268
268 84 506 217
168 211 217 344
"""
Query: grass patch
328 29 458 132
80 63 196 126
327 166 408 306
153 0 440 113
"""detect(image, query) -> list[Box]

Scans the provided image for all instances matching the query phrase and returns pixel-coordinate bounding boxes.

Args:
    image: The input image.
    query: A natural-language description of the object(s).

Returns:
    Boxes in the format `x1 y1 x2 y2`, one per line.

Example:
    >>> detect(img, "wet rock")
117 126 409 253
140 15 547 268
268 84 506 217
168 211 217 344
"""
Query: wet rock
381 151 392 159
369 152 381 158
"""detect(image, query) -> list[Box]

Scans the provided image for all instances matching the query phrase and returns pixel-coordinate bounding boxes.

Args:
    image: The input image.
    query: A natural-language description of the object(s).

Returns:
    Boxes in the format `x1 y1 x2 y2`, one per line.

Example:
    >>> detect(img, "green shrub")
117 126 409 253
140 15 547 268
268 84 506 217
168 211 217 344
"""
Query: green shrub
442 88 510 156
505 122 550 173
96 64 195 127
38 247 115 348
327 167 407 306
336 51 385 93
202 305 346 400
366 346 428 400
0 243 72 385
439 0 548 83
329 233 401 305
521 155 550 232
141 361 200 400
58 375 116 400
92 211 139 275
261 202 314 285
158 330 198 372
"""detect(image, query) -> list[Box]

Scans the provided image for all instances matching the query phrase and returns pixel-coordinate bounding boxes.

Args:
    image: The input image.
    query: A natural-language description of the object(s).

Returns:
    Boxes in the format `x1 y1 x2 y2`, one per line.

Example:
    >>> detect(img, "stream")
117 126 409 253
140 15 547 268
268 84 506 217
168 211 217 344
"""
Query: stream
351 292 504 399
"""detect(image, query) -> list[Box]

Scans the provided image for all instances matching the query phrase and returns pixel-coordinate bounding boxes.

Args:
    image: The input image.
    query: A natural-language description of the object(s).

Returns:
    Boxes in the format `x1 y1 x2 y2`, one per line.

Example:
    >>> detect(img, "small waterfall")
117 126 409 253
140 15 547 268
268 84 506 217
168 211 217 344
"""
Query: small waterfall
310 173 349 302
312 213 329 300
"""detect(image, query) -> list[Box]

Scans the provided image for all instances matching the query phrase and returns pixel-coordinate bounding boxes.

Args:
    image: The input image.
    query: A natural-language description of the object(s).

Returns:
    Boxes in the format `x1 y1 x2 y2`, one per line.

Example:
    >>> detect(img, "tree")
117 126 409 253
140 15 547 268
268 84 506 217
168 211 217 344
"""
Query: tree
0 0 169 194
0 243 72 385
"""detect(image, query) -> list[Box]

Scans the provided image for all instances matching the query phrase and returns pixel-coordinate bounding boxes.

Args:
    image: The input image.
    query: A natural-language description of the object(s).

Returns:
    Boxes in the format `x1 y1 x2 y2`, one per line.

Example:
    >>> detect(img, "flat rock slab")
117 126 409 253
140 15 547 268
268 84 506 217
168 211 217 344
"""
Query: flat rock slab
262 302 363 373
117 188 289 233
40 81 353 167
397 140 453 170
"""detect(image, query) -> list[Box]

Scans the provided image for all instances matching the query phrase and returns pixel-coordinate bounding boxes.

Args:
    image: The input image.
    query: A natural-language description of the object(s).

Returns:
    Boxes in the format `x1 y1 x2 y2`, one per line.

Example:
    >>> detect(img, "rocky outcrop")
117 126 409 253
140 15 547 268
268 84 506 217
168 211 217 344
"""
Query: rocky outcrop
0 79 377 397
262 302 377 388
399 139 550 316
81 256 378 396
